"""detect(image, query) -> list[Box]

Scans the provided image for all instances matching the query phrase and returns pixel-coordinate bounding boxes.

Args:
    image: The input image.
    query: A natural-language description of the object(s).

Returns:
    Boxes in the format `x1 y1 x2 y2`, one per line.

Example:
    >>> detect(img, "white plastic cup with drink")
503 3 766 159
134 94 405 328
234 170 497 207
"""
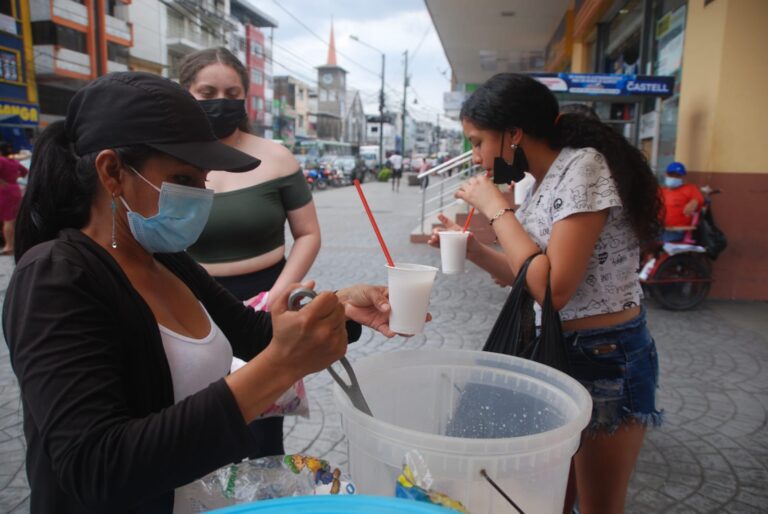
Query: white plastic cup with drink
438 231 470 274
386 263 437 336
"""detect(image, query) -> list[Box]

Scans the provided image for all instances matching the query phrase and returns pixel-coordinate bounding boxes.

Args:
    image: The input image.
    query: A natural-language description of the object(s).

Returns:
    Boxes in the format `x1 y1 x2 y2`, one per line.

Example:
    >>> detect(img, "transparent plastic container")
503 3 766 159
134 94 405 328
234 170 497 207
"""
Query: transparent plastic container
335 350 592 514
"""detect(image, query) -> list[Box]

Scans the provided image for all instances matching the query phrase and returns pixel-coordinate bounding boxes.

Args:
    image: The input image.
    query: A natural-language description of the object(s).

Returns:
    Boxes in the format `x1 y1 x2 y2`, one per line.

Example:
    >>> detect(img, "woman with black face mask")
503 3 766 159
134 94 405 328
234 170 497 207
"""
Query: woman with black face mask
179 48 322 458
429 73 664 514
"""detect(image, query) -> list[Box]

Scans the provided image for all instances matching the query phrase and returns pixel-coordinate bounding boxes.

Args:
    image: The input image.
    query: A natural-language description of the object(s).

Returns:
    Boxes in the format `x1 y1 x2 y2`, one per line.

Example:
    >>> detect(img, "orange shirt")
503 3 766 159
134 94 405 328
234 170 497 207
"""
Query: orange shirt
661 183 704 227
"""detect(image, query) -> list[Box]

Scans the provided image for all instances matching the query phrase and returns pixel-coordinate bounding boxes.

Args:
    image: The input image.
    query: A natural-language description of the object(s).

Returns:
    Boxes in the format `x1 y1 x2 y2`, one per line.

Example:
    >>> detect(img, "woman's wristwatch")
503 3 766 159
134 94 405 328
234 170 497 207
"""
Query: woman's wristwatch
488 207 515 226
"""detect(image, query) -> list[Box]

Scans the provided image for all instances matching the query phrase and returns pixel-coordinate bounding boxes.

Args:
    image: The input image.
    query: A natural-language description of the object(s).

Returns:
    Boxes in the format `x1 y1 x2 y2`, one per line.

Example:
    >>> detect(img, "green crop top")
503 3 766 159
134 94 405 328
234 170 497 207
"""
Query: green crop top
188 169 312 263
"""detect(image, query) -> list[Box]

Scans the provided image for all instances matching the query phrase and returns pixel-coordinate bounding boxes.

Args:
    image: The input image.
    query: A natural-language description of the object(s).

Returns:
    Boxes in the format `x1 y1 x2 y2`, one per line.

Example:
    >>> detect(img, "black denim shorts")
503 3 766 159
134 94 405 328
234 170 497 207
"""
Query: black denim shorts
563 307 662 435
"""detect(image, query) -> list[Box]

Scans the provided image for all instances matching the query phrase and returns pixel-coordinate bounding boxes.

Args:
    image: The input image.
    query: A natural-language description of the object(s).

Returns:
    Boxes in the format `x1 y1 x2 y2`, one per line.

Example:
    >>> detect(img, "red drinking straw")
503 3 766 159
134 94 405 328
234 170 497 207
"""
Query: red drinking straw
353 179 395 267
462 208 475 232
462 171 491 232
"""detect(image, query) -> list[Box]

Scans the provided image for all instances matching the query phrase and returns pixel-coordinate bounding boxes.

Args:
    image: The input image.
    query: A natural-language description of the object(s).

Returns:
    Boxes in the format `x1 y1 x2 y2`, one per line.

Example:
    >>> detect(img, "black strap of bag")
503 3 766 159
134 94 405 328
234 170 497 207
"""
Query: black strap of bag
482 252 540 355
482 252 570 373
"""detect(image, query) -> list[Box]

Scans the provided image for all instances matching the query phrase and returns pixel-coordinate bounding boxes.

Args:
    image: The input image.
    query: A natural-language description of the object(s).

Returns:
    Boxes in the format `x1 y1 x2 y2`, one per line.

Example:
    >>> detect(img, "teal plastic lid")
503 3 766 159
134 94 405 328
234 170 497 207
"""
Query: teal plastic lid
207 495 455 513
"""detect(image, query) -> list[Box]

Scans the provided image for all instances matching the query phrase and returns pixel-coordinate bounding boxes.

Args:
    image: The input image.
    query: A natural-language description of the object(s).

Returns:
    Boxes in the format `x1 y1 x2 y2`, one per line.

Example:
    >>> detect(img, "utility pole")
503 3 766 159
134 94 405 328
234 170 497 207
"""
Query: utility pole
378 53 385 170
401 50 408 157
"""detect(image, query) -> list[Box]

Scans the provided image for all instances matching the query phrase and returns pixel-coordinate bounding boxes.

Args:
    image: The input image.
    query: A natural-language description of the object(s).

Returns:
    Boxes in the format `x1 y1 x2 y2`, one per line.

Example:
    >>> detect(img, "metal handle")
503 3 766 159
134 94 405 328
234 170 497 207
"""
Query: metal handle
285 287 373 417
288 287 317 312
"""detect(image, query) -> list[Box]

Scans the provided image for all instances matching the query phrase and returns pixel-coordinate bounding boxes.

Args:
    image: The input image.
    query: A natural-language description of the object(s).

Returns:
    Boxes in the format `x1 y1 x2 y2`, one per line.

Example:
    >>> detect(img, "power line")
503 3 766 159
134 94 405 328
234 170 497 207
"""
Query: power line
409 26 431 62
268 0 403 93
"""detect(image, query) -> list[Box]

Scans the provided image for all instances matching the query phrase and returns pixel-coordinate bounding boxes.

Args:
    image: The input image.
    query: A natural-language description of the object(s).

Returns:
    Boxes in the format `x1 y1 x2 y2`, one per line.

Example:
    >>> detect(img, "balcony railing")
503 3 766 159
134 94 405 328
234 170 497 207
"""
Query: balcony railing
415 151 482 235
105 14 132 42
107 60 128 73
34 45 91 77
52 0 88 26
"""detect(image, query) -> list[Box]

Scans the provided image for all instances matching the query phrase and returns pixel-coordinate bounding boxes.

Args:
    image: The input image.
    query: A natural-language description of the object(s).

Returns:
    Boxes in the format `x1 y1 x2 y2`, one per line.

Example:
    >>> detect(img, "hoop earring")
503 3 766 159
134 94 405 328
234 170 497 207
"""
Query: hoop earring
111 197 118 249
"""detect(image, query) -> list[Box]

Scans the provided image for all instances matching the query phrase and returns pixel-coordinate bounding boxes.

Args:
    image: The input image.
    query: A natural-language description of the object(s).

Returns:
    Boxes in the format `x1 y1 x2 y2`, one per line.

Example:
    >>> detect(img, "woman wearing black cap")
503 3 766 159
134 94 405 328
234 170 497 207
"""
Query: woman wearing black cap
2 72 396 514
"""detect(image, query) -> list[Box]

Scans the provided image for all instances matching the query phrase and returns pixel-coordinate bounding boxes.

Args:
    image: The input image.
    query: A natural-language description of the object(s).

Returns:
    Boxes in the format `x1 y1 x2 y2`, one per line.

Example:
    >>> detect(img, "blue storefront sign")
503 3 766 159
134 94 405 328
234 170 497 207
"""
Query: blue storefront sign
531 73 675 98
0 99 39 126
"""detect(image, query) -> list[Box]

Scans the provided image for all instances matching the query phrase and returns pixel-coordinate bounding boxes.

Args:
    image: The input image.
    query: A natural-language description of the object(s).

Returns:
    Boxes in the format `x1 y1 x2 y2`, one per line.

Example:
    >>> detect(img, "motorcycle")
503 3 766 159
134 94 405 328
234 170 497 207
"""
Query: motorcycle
304 166 329 191
639 186 726 310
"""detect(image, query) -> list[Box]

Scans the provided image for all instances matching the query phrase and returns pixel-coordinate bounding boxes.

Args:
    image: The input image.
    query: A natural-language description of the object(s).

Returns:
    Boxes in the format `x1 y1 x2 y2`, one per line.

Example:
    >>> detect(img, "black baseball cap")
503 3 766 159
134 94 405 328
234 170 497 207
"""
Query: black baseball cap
65 72 260 172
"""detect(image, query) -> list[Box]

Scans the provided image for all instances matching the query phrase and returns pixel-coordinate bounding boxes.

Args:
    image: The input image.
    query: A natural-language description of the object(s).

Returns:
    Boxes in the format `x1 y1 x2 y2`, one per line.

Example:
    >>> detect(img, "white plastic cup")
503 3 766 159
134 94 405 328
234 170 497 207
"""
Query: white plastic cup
439 231 470 274
386 263 438 335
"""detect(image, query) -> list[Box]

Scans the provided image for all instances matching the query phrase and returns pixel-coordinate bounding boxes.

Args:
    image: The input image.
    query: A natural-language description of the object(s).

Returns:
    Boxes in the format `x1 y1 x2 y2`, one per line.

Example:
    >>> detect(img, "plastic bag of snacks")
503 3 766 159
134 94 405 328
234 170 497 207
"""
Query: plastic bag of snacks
230 357 309 419
176 454 355 512
395 451 468 513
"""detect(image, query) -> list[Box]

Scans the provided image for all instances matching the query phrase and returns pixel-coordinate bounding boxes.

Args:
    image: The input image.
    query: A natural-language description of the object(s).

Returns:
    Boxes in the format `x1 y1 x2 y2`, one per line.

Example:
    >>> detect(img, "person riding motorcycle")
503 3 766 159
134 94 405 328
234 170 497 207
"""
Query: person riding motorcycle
660 161 704 242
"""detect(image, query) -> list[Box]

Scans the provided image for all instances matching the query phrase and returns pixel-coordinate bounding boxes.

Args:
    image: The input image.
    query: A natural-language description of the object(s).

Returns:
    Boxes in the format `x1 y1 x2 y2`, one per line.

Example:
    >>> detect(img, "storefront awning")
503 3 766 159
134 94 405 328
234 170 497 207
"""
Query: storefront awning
425 0 570 84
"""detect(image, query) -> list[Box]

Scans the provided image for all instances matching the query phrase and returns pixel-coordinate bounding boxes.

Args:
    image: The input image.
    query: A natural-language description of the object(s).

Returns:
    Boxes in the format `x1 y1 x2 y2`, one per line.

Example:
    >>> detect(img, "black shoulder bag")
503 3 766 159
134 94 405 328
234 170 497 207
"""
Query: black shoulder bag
482 252 570 374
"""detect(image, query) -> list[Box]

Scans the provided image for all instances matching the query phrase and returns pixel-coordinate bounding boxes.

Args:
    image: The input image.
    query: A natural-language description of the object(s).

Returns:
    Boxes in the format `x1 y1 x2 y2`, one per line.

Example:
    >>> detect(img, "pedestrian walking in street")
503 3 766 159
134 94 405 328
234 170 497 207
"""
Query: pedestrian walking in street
419 157 431 190
0 143 28 255
180 48 321 457
390 151 403 191
429 73 663 514
2 71 395 514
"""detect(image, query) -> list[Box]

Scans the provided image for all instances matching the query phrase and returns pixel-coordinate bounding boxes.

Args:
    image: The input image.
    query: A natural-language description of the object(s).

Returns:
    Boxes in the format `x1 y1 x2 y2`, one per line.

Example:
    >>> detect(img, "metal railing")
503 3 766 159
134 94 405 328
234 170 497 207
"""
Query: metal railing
417 151 483 234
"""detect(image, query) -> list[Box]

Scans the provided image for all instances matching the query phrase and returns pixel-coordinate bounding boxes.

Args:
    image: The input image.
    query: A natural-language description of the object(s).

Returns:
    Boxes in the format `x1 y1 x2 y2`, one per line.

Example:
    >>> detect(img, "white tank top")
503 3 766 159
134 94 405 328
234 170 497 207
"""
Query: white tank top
160 303 234 513
158 303 233 403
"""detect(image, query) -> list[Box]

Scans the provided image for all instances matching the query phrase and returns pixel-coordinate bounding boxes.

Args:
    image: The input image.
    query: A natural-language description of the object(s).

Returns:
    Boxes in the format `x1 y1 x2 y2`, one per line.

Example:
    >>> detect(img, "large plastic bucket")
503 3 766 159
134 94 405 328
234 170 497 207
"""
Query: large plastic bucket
335 350 592 514
208 495 454 513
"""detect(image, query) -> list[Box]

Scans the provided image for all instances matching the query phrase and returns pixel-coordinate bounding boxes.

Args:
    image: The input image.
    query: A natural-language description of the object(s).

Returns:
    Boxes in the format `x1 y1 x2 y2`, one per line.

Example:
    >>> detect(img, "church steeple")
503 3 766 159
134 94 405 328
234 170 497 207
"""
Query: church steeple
326 22 337 66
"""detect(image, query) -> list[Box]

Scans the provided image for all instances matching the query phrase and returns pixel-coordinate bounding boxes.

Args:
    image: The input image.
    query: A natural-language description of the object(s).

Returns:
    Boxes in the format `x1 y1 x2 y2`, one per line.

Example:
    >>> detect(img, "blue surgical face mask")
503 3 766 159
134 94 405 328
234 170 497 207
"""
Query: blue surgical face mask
665 176 683 189
120 166 214 253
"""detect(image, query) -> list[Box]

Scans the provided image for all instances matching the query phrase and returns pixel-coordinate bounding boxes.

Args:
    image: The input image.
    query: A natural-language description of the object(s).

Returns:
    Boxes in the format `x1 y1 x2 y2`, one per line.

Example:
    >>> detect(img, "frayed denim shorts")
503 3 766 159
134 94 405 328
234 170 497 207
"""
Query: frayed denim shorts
563 307 662 435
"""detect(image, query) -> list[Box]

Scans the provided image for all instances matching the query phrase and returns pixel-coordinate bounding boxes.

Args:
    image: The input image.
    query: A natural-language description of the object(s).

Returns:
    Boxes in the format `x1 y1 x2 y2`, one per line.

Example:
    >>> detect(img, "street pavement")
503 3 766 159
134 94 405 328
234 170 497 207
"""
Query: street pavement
1 178 767 513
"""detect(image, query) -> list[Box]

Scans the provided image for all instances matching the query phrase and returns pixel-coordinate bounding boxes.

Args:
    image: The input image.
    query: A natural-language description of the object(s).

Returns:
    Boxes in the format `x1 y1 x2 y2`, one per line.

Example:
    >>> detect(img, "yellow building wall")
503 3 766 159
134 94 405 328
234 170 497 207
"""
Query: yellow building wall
677 0 768 174
711 0 768 173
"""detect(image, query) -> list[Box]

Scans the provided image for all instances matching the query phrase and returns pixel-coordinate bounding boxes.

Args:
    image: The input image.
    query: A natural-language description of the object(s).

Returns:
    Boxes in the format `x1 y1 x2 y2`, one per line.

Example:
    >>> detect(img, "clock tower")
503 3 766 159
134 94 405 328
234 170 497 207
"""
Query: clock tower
316 23 346 140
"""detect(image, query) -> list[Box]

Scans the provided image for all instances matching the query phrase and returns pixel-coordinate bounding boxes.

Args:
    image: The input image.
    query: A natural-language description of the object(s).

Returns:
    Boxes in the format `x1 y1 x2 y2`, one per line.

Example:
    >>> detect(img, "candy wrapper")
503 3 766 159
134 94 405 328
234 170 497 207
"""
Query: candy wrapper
175 455 355 512
395 451 468 513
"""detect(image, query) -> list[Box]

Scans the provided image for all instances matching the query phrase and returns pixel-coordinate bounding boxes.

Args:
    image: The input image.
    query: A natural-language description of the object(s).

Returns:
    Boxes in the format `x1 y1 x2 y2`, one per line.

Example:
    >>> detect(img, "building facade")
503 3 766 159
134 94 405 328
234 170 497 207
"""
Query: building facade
164 0 231 79
0 0 39 146
343 90 365 151
126 0 165 75
315 25 345 141
30 0 133 120
428 0 768 301
230 0 277 138
366 113 397 155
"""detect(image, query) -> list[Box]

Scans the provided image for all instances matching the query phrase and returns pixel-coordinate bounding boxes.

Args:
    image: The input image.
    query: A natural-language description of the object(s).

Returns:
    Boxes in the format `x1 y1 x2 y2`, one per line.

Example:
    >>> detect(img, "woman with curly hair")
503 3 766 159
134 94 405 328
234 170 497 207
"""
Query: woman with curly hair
429 73 663 513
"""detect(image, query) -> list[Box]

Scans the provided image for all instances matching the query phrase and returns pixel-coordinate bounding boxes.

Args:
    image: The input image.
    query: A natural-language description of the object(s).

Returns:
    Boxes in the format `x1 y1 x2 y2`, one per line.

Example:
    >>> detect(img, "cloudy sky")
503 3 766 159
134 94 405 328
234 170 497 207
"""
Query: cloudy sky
246 0 460 129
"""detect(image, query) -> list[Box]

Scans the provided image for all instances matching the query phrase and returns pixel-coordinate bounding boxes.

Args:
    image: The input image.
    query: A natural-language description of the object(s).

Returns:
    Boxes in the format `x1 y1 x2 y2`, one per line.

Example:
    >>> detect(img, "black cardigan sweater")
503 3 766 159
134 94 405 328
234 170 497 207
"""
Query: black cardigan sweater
2 229 360 513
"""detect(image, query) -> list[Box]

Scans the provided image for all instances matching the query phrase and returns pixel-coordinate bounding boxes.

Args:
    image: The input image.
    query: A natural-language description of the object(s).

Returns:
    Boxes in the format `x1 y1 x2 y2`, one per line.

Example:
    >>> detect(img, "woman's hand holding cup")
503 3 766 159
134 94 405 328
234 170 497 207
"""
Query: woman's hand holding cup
428 213 480 258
